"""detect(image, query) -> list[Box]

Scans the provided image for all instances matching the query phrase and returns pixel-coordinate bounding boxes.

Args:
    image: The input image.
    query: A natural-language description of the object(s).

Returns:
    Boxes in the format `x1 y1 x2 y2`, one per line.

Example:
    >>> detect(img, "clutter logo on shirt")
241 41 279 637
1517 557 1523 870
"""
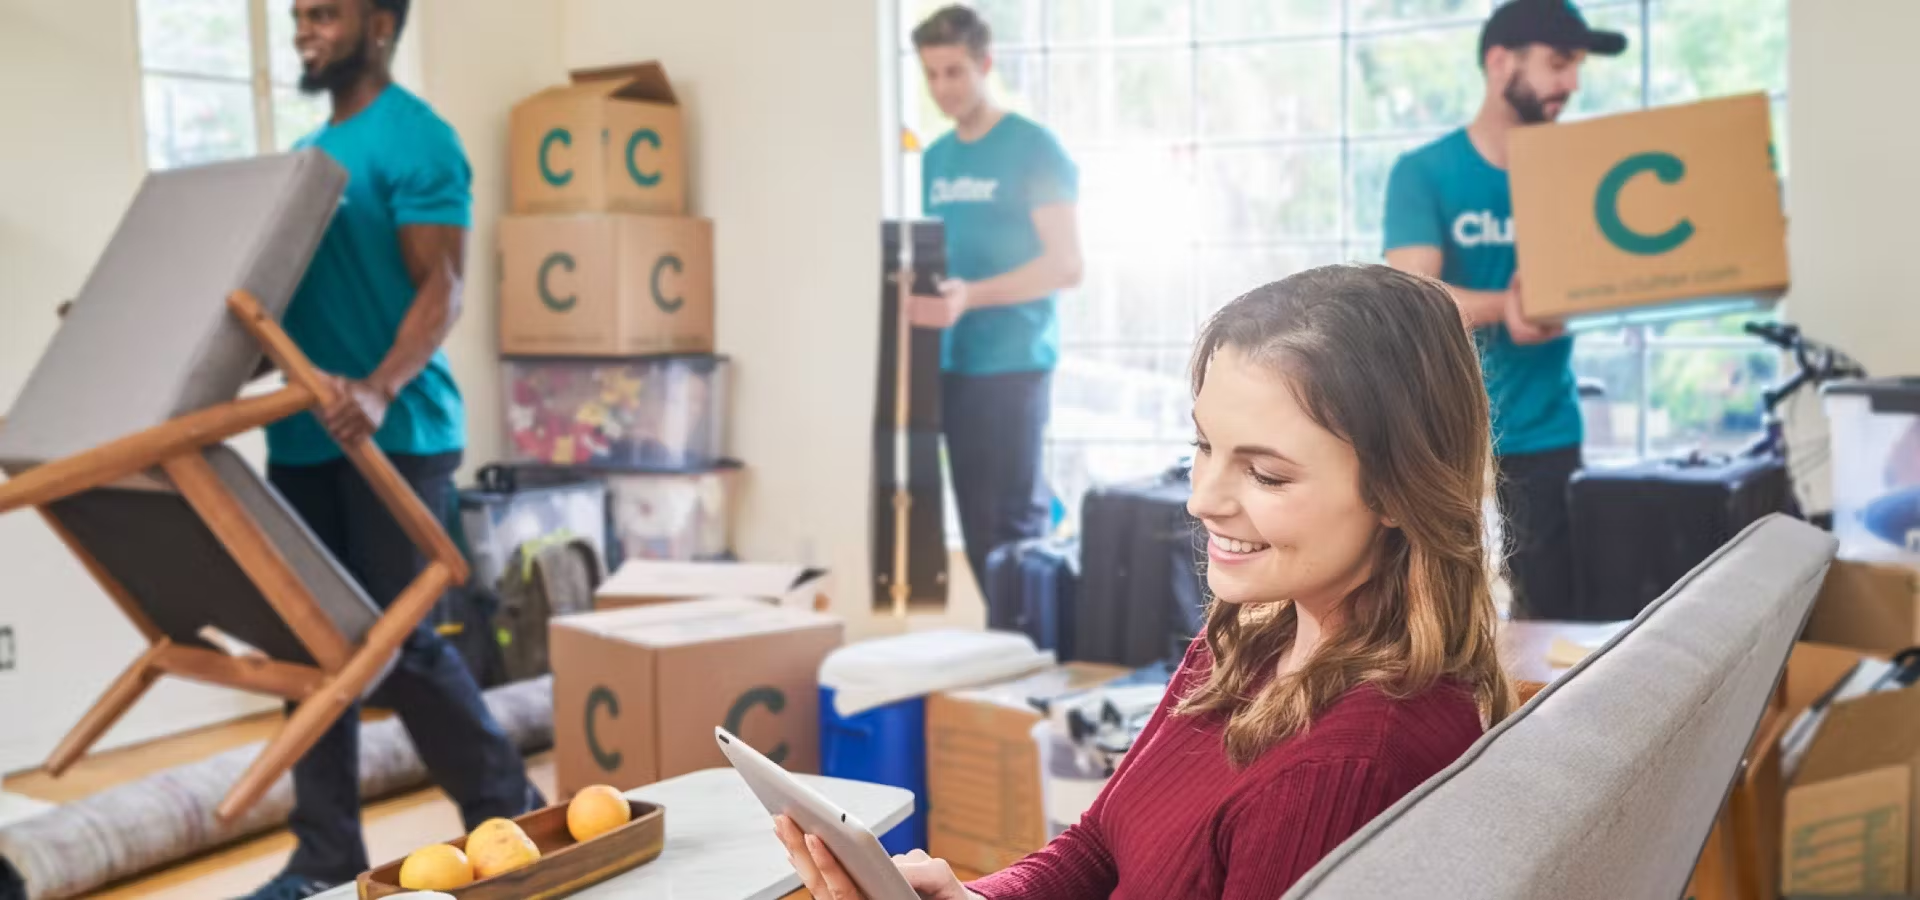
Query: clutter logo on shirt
1596 151 1695 256
1452 210 1514 248
931 176 999 206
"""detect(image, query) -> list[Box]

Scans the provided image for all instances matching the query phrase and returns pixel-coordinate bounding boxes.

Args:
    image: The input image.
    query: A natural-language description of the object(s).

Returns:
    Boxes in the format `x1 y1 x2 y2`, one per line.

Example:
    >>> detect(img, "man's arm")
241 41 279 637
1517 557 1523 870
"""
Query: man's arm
1384 246 1509 327
909 202 1082 327
317 224 466 444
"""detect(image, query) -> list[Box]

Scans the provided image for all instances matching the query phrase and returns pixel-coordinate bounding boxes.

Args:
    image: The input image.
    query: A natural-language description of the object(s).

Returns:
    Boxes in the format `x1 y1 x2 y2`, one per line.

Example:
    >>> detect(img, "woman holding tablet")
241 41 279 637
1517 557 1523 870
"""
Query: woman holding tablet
777 264 1515 898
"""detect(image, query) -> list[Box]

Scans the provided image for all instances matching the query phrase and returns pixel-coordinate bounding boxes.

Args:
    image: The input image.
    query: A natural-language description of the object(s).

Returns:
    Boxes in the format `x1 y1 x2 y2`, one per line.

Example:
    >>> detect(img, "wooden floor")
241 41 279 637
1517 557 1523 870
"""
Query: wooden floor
3 712 557 899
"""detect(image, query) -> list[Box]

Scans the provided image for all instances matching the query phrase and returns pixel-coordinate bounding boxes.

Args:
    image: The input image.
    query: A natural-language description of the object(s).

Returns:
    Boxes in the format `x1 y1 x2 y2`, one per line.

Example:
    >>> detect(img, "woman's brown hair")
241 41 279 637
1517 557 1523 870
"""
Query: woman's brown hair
1173 263 1516 767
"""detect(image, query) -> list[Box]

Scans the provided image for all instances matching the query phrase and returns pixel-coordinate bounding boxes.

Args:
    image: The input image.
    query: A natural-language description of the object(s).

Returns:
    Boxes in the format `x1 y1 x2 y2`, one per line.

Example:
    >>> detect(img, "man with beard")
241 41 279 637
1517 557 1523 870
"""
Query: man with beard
240 1 541 897
1383 0 1624 620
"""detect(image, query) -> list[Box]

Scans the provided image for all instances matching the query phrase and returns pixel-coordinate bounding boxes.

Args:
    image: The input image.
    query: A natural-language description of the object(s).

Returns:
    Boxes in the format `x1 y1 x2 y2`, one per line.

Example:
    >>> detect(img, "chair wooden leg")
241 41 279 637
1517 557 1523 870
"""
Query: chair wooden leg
44 640 171 776
153 645 323 701
215 561 455 823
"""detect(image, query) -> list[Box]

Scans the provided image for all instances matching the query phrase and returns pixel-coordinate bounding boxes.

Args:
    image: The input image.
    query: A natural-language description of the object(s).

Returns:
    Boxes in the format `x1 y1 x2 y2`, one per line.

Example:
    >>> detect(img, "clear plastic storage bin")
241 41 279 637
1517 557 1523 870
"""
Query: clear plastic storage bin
503 355 729 471
606 463 740 563
458 466 609 591
1824 378 1920 560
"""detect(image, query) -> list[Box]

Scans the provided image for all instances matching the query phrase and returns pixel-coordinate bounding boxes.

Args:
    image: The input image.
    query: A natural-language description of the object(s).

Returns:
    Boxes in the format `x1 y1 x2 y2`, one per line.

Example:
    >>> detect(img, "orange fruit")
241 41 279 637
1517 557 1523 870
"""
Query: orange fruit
397 843 473 891
567 784 633 842
466 817 540 879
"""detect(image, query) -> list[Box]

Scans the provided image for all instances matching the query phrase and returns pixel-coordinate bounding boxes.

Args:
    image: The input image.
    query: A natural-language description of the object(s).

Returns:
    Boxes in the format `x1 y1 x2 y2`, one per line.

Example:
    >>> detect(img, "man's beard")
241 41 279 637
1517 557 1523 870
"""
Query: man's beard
1503 72 1567 125
299 32 371 95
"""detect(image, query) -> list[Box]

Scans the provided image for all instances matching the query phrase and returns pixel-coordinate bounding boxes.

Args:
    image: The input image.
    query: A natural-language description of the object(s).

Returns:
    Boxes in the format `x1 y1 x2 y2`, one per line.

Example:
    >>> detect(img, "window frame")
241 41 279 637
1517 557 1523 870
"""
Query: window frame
134 0 311 170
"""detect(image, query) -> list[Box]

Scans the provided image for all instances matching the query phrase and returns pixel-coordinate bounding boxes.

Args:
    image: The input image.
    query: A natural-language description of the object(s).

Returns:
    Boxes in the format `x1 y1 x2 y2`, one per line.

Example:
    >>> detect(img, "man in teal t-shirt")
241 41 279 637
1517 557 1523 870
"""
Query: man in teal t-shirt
911 5 1083 587
243 2 539 898
1384 0 1624 619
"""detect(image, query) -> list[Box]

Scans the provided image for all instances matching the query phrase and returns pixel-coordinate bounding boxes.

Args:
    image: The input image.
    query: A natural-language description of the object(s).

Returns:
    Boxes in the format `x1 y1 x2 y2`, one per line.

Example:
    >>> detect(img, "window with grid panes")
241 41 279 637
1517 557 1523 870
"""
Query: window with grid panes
137 0 329 171
894 0 1786 525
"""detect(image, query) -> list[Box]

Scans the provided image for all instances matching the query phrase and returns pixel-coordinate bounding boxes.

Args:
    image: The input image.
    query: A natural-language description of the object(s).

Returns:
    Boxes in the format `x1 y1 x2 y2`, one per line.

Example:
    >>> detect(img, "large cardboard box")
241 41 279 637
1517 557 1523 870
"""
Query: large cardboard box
1806 560 1920 655
498 214 714 357
925 663 1130 876
1509 93 1787 321
597 560 832 612
1781 648 1917 897
510 62 687 216
550 598 842 797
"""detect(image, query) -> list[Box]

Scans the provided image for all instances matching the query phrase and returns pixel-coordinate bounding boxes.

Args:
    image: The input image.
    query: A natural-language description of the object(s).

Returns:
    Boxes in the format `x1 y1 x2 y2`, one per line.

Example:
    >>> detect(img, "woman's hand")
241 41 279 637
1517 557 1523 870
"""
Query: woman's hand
773 814 980 900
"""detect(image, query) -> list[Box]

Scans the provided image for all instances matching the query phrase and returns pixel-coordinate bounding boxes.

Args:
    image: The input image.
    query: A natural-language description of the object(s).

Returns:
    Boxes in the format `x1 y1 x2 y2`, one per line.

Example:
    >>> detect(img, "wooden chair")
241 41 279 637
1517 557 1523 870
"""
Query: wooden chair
0 153 467 824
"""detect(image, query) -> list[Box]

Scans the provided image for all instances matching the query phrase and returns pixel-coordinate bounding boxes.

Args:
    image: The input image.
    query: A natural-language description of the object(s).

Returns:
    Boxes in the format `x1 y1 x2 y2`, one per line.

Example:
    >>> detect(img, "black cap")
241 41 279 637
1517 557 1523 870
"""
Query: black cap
1480 0 1628 64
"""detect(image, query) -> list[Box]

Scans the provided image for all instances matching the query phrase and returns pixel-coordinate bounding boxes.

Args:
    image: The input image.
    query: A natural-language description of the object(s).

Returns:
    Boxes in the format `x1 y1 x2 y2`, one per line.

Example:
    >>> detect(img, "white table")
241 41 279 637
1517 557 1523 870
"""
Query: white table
317 769 914 900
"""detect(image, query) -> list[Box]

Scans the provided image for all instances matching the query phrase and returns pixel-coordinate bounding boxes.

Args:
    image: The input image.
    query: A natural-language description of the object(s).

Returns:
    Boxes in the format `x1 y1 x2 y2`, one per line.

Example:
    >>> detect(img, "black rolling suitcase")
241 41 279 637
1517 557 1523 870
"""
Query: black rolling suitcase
985 536 1080 659
1074 467 1207 667
1568 453 1791 622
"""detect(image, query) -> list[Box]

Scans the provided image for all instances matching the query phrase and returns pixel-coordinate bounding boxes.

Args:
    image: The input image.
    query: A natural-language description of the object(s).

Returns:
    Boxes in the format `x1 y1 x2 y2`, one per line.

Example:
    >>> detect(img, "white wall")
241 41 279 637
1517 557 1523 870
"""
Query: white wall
1787 0 1920 376
0 0 279 775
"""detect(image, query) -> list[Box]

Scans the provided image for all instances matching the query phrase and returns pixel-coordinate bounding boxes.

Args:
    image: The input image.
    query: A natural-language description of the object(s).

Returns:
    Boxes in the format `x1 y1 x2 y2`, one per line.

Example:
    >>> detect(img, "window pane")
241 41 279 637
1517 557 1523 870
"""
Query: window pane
139 0 252 79
1198 42 1341 138
1646 345 1779 457
1196 0 1339 37
1347 134 1438 240
1771 97 1788 176
1076 146 1198 247
1572 328 1644 463
267 0 305 86
1198 146 1341 240
1051 347 1196 444
144 75 257 170
1050 0 1191 42
1351 0 1489 29
902 0 1043 47
1564 4 1644 120
1349 25 1482 135
1061 249 1195 348
1048 49 1191 143
1197 244 1347 315
273 86 329 151
1650 0 1787 105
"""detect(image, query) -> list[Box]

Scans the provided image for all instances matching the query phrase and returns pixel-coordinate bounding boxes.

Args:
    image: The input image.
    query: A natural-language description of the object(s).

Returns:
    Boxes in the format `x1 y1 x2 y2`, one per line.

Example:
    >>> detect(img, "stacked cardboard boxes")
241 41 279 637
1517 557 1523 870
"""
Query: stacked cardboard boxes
493 62 740 569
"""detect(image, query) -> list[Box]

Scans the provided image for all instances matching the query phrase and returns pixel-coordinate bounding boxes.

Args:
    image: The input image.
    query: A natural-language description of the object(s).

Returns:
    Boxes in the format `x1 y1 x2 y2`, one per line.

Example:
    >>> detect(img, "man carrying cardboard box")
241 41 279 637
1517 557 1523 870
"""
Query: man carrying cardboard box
909 5 1085 589
1383 0 1625 619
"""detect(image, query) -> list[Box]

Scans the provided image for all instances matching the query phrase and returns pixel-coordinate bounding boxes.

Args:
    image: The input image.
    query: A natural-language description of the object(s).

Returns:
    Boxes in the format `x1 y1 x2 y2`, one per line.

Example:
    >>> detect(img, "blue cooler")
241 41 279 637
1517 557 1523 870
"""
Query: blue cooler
817 631 1055 854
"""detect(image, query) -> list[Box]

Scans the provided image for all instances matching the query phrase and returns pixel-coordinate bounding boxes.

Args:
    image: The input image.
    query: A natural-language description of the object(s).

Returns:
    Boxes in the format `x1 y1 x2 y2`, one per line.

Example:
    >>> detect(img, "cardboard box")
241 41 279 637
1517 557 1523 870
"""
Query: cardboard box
498 213 714 357
596 560 832 612
1782 649 1917 897
550 598 842 797
1806 560 1920 656
925 663 1130 875
510 62 687 216
1509 93 1788 321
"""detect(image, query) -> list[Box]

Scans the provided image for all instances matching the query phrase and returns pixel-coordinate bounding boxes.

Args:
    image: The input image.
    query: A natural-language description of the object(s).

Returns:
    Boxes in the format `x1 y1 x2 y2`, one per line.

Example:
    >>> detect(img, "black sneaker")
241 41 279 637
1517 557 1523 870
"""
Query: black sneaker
235 871 338 900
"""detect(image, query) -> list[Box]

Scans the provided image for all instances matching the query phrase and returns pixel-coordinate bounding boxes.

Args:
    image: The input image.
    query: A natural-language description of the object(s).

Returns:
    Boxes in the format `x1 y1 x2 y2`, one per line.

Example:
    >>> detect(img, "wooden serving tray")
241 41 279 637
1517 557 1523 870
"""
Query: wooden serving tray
358 799 665 899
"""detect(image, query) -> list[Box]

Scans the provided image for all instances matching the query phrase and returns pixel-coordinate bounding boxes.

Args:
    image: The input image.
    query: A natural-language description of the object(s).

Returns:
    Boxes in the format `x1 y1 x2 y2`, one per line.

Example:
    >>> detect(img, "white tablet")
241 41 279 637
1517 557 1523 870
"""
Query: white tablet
715 726 919 900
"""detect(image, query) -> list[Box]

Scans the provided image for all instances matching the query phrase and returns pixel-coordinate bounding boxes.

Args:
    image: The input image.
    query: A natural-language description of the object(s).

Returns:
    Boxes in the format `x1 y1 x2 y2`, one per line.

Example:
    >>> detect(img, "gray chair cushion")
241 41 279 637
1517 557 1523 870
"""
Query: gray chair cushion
1285 514 1837 900
0 150 344 466
46 445 380 665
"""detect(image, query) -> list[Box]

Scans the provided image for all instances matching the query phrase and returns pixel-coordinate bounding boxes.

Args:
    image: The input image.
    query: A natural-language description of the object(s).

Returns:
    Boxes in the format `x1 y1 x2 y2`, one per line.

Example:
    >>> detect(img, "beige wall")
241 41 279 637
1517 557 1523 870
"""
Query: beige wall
1787 0 1920 376
0 0 280 774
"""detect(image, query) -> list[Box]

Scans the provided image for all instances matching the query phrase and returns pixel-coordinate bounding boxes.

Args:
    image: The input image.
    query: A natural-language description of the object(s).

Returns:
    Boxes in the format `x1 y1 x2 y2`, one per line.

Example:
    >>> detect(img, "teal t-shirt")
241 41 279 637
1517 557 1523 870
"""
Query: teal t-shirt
1383 128 1582 457
922 112 1079 375
266 86 470 466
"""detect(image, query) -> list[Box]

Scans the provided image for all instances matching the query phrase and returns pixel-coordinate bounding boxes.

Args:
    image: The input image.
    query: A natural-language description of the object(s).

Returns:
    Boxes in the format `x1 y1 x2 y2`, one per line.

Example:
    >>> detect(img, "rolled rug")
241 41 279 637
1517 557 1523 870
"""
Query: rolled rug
0 675 553 900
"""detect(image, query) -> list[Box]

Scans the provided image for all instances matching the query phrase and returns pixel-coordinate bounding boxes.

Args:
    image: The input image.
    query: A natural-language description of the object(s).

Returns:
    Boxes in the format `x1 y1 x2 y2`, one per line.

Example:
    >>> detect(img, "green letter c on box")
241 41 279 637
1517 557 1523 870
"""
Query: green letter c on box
540 128 574 187
651 253 684 313
723 687 789 765
1595 151 1695 256
585 685 623 772
539 252 578 312
627 129 663 187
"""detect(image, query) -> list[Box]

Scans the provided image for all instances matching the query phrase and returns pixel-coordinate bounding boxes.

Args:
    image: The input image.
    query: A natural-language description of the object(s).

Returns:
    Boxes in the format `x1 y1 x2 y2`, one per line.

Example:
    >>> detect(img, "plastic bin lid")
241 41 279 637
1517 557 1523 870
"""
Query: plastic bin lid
1825 378 1920 414
819 630 1054 717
